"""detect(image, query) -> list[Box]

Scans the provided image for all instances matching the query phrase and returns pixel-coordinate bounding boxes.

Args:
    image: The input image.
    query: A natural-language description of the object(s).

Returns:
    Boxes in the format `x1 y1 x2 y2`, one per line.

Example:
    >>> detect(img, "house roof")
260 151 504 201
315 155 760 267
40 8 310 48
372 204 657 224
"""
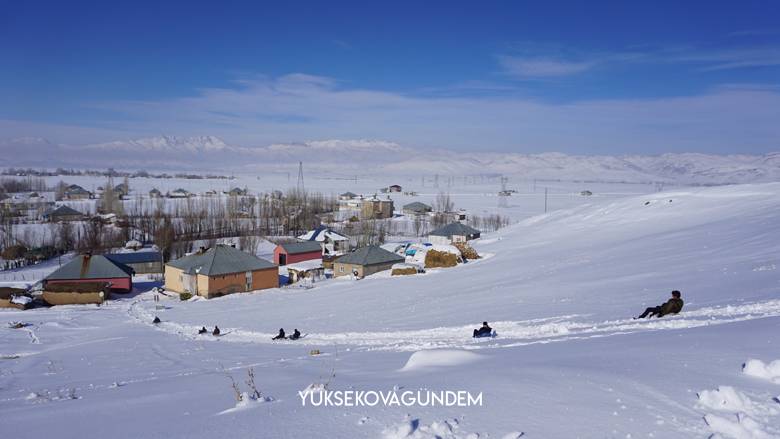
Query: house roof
167 244 275 276
106 251 162 265
45 205 83 218
336 245 405 266
340 191 358 198
403 201 432 212
279 241 322 255
429 222 480 238
45 255 134 281
65 185 90 194
298 225 349 242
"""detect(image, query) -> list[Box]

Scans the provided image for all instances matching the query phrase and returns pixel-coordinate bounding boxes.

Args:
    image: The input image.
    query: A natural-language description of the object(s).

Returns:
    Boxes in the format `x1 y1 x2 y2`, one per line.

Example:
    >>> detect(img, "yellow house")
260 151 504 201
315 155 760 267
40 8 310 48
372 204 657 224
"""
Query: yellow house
165 245 278 298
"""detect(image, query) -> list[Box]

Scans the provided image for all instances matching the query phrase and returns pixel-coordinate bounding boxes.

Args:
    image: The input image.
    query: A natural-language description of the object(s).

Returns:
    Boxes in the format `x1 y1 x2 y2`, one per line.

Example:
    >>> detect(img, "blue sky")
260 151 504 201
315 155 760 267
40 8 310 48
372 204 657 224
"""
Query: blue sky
2 0 780 154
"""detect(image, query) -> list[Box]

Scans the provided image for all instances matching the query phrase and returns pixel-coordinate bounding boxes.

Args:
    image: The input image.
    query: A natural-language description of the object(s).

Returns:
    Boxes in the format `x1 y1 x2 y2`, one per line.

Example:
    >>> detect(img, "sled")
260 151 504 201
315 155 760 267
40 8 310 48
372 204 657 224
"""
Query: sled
473 330 497 339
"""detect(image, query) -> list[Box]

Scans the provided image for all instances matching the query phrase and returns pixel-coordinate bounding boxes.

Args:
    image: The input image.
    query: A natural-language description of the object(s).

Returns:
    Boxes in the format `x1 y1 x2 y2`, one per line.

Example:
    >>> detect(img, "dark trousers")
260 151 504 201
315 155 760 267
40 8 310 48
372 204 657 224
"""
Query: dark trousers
638 306 662 319
473 329 491 337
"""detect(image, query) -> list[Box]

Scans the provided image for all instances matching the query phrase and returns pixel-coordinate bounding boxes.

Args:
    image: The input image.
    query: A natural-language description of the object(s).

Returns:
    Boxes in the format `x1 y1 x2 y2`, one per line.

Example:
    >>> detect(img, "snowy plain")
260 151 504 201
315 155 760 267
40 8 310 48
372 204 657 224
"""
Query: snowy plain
1 182 780 438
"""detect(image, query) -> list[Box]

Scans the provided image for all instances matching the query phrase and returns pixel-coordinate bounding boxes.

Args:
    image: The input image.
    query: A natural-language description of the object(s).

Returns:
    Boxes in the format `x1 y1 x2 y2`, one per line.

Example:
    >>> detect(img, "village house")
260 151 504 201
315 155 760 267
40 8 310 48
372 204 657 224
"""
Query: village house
64 184 92 200
149 188 162 198
333 245 405 278
402 201 432 216
167 188 192 198
114 183 129 199
389 184 402 192
164 244 277 298
226 187 248 196
428 222 481 245
44 254 134 293
106 251 164 275
280 259 325 285
42 205 84 222
274 241 322 266
361 195 394 219
339 191 358 200
298 225 350 256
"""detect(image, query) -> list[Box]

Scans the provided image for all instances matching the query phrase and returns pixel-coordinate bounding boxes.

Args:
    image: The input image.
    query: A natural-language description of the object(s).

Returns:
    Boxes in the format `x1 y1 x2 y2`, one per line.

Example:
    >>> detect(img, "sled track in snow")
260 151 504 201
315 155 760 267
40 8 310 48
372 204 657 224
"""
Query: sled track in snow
129 299 780 352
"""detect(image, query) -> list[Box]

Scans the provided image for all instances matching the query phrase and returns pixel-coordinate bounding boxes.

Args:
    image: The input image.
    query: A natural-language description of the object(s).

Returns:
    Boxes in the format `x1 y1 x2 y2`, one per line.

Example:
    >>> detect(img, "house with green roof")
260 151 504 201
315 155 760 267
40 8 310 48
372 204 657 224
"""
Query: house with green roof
428 222 481 245
333 245 405 278
164 244 277 298
44 254 134 293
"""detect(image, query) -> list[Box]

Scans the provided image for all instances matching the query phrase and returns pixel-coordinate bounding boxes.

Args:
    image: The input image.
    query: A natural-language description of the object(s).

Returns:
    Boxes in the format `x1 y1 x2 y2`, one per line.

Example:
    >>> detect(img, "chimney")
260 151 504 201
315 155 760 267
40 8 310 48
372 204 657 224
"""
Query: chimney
80 252 92 278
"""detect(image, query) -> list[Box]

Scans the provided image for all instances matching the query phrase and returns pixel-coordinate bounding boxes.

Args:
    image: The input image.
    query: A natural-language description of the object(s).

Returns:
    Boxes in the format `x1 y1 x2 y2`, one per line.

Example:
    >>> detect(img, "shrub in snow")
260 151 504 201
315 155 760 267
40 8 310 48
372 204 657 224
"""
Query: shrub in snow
697 386 755 413
743 359 780 384
179 292 193 301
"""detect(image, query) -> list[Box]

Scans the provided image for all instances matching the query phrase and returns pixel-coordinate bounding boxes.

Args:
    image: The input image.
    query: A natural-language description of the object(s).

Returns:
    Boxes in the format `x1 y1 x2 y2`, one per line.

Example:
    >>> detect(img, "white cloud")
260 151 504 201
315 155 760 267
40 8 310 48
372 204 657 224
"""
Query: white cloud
5 73 780 155
497 55 596 78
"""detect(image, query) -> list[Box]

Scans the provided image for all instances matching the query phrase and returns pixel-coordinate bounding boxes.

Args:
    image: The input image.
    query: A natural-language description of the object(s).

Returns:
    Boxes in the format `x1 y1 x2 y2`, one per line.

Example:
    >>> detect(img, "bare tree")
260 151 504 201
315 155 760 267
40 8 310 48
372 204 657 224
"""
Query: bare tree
434 191 454 213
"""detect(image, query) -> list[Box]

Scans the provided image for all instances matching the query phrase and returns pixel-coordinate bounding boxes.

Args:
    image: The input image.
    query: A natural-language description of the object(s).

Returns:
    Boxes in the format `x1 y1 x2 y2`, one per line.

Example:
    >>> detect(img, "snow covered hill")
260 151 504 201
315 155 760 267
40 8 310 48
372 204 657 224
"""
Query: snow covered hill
3 135 780 184
2 183 780 438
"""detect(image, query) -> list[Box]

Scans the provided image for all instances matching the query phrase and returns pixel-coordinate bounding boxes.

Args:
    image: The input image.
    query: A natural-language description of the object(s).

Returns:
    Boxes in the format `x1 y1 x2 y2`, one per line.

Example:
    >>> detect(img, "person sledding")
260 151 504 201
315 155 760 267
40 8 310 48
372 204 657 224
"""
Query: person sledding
152 316 161 324
636 290 684 319
272 328 286 340
289 329 301 340
198 326 208 335
472 321 493 338
212 326 221 336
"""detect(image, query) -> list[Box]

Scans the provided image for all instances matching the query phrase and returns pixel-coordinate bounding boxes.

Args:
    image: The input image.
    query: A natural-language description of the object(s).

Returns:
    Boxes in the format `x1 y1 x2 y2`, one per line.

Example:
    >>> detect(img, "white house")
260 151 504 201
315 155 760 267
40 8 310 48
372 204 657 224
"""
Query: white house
298 225 350 256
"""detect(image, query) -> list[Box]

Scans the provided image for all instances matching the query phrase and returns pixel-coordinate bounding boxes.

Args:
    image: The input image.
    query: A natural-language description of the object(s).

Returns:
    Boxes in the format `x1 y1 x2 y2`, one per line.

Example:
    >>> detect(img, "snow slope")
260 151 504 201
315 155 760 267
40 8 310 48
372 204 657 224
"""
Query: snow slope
1 183 780 438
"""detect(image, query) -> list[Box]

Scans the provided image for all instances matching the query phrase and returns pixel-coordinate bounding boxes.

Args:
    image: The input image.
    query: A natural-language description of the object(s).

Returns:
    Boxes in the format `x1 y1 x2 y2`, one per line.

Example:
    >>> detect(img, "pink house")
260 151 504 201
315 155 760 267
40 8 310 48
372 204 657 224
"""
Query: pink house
274 241 322 266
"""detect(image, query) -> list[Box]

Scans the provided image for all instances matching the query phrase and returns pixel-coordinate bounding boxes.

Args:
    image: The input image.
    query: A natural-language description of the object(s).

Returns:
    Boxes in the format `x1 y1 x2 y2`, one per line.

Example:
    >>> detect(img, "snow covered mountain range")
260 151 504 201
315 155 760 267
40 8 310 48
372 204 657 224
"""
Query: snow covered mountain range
2 135 779 184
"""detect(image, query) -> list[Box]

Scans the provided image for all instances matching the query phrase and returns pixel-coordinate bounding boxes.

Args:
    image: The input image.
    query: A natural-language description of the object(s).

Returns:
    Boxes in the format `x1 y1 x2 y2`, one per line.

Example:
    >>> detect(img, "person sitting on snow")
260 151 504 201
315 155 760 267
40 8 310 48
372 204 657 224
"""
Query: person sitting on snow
198 327 207 335
472 321 492 338
289 329 301 340
153 316 161 324
212 326 221 336
272 328 286 340
636 290 684 319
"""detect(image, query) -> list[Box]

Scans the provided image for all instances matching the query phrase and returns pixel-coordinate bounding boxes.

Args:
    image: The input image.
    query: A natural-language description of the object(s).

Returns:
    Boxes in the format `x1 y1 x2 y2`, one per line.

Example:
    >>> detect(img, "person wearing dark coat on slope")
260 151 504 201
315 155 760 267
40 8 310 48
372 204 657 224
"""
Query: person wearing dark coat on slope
472 321 492 338
153 316 161 324
636 291 684 319
198 326 208 334
289 329 301 340
212 326 221 336
272 328 286 340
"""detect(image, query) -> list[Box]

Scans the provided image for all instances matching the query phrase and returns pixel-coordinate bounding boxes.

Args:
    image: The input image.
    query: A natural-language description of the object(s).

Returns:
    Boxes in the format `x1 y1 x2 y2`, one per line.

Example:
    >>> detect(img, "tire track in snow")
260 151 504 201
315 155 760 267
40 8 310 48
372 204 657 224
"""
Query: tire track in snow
128 299 780 352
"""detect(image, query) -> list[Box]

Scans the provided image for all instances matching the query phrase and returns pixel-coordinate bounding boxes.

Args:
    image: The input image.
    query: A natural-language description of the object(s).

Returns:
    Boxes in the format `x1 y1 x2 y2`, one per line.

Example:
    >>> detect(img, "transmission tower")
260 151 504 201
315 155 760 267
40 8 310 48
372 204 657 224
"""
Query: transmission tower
297 161 305 194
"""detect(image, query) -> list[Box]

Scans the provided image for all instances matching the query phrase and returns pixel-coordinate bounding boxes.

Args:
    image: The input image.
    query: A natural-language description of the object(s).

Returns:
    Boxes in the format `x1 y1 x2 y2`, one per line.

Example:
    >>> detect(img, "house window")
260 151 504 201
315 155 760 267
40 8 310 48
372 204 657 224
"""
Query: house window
339 266 344 273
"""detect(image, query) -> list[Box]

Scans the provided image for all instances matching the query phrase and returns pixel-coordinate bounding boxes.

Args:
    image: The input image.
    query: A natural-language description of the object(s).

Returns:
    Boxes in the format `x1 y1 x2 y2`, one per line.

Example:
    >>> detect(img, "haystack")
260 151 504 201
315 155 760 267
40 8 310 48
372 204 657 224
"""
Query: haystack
424 250 459 268
454 242 479 259
391 263 418 276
